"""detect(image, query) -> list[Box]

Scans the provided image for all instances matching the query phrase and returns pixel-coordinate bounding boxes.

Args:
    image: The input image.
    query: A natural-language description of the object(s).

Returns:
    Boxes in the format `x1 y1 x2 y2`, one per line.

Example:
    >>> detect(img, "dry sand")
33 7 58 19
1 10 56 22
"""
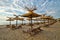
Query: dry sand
0 22 60 40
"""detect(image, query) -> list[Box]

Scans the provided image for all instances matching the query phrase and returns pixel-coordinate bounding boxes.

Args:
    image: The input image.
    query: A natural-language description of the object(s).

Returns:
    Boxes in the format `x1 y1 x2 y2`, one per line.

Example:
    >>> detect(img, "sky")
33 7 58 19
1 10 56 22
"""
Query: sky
0 0 60 25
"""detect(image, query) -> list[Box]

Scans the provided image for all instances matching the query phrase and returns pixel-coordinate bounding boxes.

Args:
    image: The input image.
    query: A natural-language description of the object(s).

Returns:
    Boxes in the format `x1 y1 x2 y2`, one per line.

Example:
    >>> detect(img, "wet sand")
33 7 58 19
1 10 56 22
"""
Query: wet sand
0 22 60 40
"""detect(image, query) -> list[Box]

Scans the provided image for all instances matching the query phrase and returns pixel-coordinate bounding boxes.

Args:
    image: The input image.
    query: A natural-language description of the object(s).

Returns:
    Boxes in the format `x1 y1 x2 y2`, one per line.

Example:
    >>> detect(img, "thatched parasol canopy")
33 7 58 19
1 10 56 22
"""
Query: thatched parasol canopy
13 16 20 20
40 16 51 19
21 12 41 28
13 16 24 26
37 14 52 19
7 18 14 21
21 12 41 18
19 18 24 25
19 17 24 20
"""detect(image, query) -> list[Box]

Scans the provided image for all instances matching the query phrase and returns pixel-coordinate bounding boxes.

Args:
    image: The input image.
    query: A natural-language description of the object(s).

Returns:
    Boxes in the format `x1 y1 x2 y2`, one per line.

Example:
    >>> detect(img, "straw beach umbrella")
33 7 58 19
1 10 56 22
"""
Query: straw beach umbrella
13 14 24 27
26 18 36 25
19 18 24 25
6 17 14 26
6 17 14 28
37 14 51 26
27 18 39 24
21 6 41 29
13 16 19 27
40 15 52 27
47 16 53 25
47 16 55 25
38 14 47 24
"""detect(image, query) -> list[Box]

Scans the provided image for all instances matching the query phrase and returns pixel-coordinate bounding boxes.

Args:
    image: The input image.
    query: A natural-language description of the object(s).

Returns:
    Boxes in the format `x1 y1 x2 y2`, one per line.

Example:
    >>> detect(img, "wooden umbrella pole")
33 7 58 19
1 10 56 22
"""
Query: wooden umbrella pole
10 21 11 26
22 20 23 25
9 19 11 26
31 15 33 29
31 17 32 29
16 20 18 27
44 19 45 25
48 19 49 25
34 20 35 24
36 19 38 23
29 21 30 25
10 19 12 28
48 19 49 27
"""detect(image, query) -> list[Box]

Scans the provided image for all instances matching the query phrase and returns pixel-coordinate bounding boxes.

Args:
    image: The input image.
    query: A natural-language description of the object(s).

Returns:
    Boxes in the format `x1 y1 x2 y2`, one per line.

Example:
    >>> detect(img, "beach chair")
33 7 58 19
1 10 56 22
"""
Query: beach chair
6 25 12 28
17 25 22 29
6 25 10 28
11 25 16 30
23 27 42 35
36 23 40 25
22 26 42 35
44 24 49 27
27 27 42 35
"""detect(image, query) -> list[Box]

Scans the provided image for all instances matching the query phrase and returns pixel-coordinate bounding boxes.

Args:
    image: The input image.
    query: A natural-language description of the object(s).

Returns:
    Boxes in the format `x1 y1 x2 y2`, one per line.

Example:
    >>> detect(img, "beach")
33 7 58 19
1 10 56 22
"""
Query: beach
0 22 60 40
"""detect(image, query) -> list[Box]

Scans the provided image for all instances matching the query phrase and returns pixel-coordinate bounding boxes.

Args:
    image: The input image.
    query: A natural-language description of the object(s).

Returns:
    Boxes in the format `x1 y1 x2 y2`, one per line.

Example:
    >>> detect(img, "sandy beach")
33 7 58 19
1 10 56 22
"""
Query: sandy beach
0 0 60 40
0 22 60 40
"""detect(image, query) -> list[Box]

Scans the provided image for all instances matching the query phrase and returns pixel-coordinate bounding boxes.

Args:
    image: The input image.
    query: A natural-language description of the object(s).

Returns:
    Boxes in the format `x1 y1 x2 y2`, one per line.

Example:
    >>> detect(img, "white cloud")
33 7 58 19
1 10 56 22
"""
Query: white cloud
46 10 56 15
4 12 14 15
0 10 5 12
41 0 48 7
0 15 7 20
0 6 5 8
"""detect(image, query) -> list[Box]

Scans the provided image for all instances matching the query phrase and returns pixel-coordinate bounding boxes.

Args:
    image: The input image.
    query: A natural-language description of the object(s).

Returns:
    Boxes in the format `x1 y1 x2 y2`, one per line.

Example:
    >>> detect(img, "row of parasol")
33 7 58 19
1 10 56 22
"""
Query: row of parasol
6 6 55 29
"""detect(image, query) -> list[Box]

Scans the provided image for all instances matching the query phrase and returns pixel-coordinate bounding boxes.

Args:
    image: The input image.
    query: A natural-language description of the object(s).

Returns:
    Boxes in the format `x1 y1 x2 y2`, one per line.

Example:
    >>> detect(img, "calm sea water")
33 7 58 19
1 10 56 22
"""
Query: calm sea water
0 20 46 25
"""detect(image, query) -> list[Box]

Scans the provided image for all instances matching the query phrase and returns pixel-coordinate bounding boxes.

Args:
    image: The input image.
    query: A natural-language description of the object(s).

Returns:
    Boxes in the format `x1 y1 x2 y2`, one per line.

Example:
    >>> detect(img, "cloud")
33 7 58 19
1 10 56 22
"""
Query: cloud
46 10 56 15
0 10 5 12
0 0 13 6
41 0 48 7
0 15 7 20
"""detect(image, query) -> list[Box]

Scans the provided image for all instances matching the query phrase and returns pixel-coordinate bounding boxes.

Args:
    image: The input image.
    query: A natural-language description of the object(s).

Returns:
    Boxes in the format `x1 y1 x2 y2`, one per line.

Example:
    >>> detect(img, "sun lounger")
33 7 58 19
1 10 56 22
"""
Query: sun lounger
6 25 22 30
6 25 13 28
22 26 42 35
6 25 10 28
11 25 16 29
17 25 22 29
30 27 42 35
